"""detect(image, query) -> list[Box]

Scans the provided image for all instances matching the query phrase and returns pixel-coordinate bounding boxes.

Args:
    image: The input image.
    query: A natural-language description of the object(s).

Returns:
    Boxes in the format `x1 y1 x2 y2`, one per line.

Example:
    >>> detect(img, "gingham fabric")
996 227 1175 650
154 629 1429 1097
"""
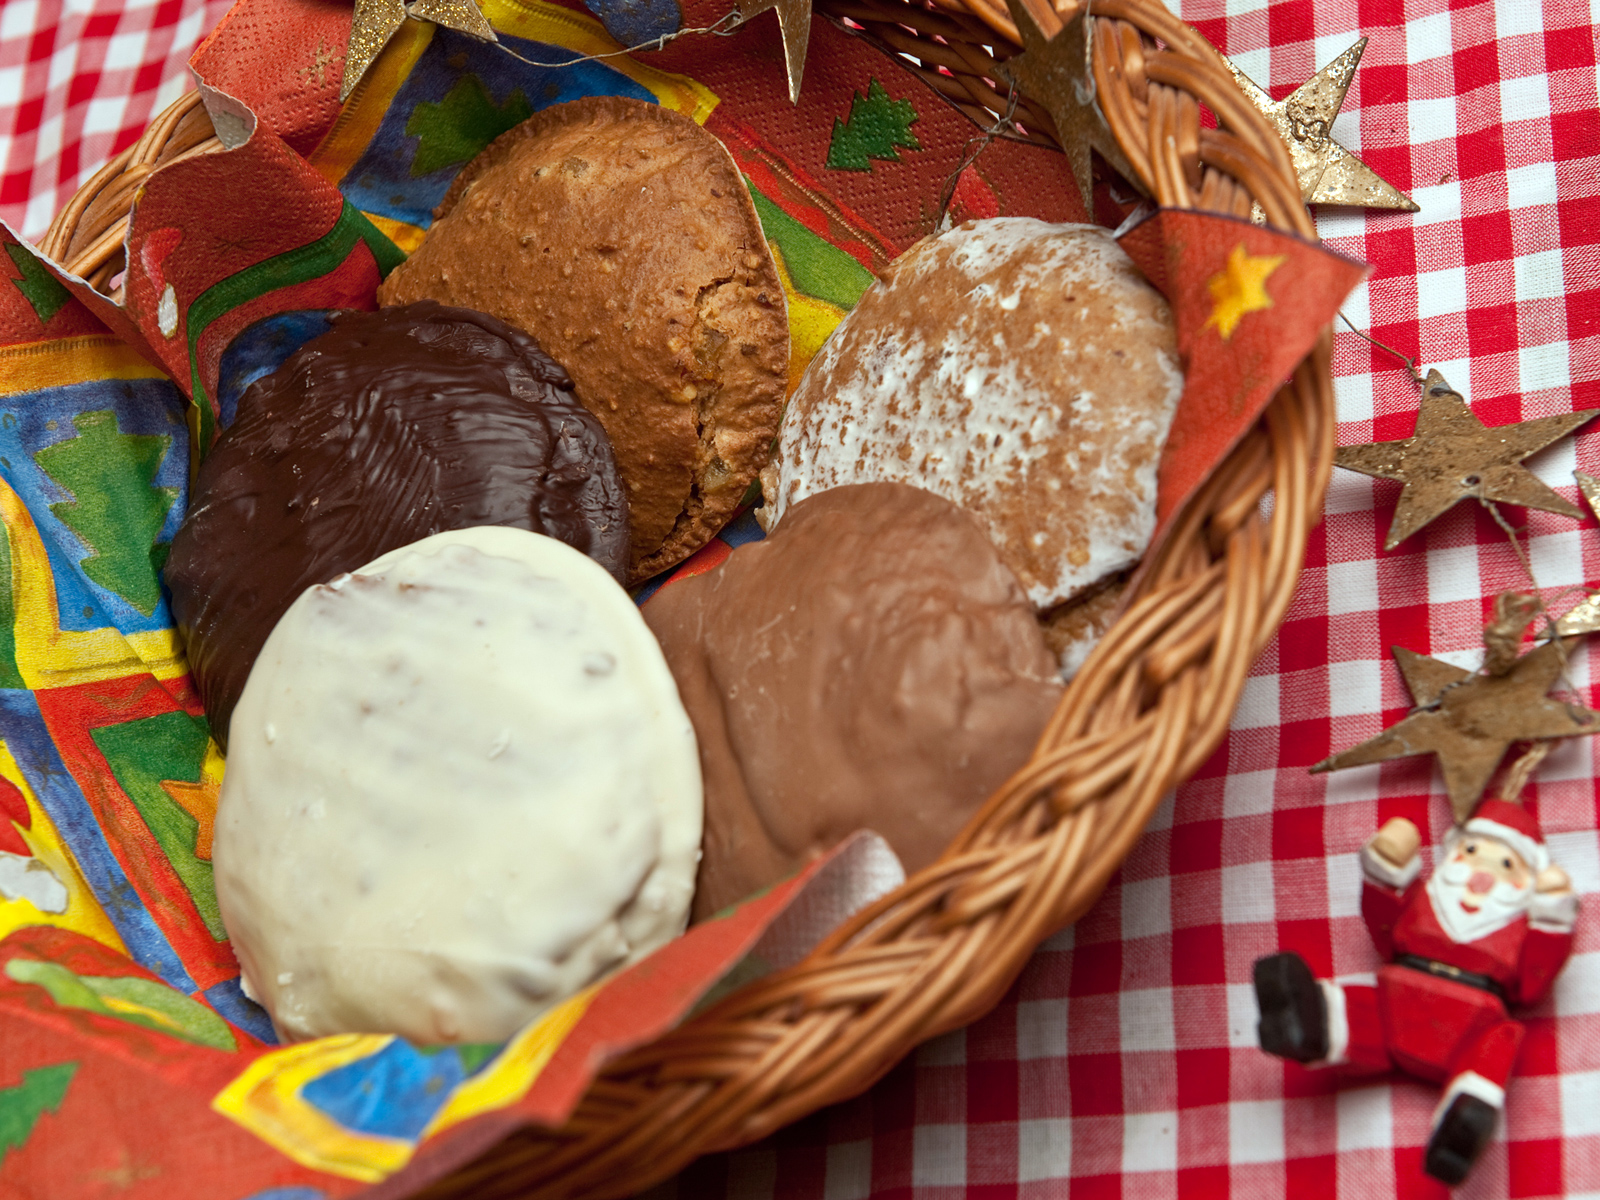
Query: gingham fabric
0 0 231 242
3 0 1598 1197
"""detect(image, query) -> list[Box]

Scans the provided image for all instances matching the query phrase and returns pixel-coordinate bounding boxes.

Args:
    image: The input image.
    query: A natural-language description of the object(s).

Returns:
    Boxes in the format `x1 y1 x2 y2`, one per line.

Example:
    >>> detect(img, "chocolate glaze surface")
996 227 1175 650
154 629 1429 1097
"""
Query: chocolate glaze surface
165 301 629 746
643 482 1063 920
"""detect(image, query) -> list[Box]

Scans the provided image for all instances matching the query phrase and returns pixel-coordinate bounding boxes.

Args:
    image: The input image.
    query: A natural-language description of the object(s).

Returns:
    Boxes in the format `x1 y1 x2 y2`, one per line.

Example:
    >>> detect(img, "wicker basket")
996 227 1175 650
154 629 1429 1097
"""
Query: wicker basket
45 0 1333 1195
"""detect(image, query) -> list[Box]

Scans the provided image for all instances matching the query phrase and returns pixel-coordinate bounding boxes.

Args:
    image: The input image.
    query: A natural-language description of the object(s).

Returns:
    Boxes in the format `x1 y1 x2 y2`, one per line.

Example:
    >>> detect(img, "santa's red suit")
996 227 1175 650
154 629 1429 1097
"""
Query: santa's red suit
1325 801 1576 1109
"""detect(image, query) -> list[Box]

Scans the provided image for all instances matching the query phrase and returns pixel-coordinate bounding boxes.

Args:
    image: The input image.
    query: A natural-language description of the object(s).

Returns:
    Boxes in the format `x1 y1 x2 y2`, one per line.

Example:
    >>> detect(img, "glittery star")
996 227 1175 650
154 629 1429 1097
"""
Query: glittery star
736 0 813 104
1312 640 1600 821
1554 471 1600 636
995 0 1140 220
1225 39 1418 212
1202 244 1285 340
1578 470 1600 518
408 0 495 38
1334 369 1598 551
342 0 497 103
1555 591 1600 637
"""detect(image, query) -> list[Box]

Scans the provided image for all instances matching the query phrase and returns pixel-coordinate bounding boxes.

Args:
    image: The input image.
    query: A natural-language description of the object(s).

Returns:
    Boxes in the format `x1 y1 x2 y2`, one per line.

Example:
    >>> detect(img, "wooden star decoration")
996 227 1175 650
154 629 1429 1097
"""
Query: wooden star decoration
1312 640 1600 821
1555 470 1600 635
1335 369 1599 550
342 0 497 103
736 0 812 104
1225 38 1418 212
995 0 1141 220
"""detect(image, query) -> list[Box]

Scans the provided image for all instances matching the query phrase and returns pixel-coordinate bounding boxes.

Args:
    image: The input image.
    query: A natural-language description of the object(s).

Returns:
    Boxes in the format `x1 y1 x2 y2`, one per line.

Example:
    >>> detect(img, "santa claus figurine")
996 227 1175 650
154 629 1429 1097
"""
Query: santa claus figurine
1254 799 1579 1184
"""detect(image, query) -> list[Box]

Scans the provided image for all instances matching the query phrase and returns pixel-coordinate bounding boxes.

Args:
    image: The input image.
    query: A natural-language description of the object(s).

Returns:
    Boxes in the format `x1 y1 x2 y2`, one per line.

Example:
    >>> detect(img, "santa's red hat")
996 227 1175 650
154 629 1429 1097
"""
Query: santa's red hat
1462 799 1549 874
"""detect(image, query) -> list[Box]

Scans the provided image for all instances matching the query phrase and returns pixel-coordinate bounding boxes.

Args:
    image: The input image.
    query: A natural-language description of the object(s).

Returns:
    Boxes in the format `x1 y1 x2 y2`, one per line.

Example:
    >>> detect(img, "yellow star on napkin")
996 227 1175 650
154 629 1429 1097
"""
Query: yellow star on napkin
342 0 498 103
1225 38 1418 212
1202 244 1285 340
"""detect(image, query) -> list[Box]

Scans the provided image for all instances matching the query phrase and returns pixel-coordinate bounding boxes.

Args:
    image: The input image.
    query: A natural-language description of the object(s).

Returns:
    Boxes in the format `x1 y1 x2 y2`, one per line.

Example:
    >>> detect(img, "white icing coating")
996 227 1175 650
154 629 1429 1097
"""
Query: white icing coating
767 218 1183 610
213 527 703 1044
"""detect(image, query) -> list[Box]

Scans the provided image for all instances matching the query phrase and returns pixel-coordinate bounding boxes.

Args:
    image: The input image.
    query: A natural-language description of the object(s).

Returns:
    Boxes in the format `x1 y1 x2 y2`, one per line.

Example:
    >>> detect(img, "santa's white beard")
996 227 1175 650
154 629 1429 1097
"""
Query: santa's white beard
1426 853 1531 944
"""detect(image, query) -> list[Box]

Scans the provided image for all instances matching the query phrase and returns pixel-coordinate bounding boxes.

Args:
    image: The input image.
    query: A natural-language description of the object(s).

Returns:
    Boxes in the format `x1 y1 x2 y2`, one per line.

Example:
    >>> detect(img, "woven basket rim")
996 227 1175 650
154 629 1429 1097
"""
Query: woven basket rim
38 3 1334 1196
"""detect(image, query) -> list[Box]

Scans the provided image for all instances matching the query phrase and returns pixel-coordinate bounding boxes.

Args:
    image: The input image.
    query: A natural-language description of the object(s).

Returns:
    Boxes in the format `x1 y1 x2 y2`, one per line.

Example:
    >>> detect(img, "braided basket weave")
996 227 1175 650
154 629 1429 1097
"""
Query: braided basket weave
45 0 1333 1194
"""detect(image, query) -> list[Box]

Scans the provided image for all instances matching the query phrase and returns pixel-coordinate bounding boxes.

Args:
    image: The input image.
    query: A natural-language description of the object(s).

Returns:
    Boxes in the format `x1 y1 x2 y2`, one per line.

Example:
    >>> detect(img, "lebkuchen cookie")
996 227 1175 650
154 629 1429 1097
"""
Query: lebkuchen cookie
762 218 1182 634
645 483 1063 920
380 95 789 583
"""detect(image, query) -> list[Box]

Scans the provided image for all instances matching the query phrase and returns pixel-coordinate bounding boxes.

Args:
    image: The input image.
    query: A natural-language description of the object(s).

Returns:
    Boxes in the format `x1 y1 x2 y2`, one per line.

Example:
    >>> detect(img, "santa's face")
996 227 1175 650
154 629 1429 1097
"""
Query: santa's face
1455 836 1531 892
1426 833 1532 943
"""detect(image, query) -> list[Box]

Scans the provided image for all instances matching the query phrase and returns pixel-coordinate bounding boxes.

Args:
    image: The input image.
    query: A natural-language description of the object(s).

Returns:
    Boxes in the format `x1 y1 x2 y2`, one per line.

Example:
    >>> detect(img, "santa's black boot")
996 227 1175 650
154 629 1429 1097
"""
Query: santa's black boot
1425 1094 1499 1185
1253 952 1328 1063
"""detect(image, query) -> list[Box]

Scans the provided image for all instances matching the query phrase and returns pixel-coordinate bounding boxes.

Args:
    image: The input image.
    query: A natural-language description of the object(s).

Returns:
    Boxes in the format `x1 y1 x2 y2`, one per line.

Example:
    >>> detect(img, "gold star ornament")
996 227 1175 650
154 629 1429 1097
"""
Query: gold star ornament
1578 470 1600 518
996 0 1141 219
1312 639 1600 821
1226 39 1418 212
1335 369 1599 550
1554 471 1600 636
342 0 498 102
736 0 813 104
1556 592 1600 637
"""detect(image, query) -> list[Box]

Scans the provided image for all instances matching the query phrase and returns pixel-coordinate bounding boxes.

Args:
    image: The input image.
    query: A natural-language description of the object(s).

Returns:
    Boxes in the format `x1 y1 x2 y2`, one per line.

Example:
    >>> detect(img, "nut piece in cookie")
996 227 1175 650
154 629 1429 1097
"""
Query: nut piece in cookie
379 95 789 583
644 482 1063 920
763 217 1182 612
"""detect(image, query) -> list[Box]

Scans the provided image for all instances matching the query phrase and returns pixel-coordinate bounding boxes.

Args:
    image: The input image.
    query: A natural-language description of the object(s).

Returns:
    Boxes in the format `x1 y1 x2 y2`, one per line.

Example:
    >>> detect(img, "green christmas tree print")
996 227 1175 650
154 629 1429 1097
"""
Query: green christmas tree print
407 74 533 177
826 80 921 172
92 711 223 940
4 244 71 326
34 410 177 617
0 1062 76 1161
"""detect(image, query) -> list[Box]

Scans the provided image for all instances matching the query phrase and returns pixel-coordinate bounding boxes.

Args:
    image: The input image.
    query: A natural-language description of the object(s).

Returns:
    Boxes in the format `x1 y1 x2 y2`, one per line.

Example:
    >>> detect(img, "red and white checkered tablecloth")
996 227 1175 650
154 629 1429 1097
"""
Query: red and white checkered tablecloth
0 0 231 242
2 0 1597 1197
